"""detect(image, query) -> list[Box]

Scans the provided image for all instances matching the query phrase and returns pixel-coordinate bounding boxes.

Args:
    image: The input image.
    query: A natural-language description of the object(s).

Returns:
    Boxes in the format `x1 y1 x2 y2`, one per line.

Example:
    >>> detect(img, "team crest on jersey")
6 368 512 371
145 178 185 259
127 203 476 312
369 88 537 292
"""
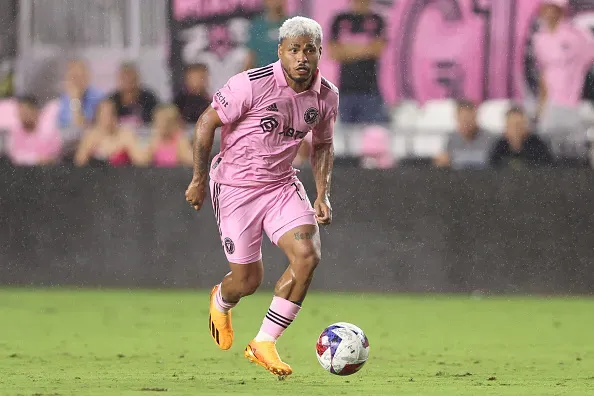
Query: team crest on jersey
224 237 235 254
304 107 319 124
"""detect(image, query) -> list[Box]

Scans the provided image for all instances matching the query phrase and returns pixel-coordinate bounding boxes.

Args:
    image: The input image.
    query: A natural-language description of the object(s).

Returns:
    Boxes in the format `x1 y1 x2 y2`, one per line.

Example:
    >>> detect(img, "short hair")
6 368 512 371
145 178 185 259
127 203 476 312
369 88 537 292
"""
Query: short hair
279 16 323 44
185 63 208 73
505 105 525 118
17 95 39 108
456 99 476 110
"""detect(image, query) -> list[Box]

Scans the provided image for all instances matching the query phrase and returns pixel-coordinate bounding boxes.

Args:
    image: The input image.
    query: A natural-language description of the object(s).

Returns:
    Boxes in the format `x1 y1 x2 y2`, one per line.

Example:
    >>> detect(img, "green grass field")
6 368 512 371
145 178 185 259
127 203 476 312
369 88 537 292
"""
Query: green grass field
1 289 593 396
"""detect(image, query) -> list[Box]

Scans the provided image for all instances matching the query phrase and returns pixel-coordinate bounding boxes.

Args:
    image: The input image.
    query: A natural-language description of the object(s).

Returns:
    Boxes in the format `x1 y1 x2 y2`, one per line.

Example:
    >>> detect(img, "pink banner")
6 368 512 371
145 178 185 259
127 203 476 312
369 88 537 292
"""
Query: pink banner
313 0 594 104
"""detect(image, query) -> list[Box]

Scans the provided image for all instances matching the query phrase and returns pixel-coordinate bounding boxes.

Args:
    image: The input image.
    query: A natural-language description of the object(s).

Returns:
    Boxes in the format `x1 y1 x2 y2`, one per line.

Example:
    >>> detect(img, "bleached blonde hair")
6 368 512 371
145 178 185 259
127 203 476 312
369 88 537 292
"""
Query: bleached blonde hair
279 16 323 44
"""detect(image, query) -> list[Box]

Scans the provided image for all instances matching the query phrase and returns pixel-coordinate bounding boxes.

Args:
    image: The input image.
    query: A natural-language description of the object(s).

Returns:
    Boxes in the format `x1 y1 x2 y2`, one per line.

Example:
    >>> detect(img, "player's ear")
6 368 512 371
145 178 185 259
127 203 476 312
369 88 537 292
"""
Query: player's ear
277 42 282 59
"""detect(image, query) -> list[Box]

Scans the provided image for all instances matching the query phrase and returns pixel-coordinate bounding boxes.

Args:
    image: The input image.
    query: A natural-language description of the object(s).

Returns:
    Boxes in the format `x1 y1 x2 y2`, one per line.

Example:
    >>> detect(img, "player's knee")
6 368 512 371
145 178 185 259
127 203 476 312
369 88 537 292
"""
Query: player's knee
292 245 320 275
236 273 262 297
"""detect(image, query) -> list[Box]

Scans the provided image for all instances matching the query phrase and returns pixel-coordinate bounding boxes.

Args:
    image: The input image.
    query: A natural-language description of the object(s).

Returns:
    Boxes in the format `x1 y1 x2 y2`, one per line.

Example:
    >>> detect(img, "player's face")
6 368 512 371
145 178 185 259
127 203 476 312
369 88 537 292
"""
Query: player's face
278 36 321 84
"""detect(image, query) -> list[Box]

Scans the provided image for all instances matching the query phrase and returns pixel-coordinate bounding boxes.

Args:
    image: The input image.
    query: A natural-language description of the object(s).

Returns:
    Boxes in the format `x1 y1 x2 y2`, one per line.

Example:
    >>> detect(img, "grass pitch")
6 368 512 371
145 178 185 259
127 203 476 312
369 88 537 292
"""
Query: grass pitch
1 288 593 396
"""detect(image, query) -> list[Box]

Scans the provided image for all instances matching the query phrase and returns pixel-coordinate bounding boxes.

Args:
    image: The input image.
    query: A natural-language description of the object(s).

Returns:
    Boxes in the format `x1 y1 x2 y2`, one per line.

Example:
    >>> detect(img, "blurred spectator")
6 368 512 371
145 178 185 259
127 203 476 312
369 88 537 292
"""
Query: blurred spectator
74 99 145 167
434 100 492 169
5 96 61 166
534 0 594 132
57 59 103 156
58 59 103 130
244 0 287 70
145 104 193 167
328 0 387 124
173 64 210 124
490 106 553 168
359 125 395 169
109 62 159 127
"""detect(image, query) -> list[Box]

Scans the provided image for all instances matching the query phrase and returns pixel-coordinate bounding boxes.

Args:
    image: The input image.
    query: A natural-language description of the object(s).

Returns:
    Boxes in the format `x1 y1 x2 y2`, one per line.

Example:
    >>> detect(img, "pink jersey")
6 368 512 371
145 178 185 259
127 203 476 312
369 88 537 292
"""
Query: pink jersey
534 22 594 107
7 124 62 166
210 60 339 187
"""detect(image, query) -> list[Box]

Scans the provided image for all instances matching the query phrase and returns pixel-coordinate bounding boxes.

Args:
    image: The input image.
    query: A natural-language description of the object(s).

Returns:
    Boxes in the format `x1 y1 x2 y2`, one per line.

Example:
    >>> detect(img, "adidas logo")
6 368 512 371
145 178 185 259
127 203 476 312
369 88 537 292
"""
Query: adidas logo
266 103 278 112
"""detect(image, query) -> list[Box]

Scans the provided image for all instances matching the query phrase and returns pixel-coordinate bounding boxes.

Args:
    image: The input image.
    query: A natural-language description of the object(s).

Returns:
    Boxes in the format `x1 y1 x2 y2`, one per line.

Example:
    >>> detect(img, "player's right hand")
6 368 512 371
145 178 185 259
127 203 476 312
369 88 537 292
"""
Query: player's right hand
185 179 207 211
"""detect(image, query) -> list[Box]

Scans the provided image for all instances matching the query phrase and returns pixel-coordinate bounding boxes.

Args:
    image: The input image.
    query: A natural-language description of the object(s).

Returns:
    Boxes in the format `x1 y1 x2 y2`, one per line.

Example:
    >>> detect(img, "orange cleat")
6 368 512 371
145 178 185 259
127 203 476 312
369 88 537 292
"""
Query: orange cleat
208 285 234 350
244 339 293 379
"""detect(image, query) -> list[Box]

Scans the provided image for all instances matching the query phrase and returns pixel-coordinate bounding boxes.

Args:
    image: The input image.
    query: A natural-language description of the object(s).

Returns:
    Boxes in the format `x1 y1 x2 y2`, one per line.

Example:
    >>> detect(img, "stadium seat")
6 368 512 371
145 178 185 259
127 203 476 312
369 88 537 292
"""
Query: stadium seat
411 135 447 158
415 99 457 134
578 101 594 126
391 134 408 160
391 100 421 134
477 99 512 134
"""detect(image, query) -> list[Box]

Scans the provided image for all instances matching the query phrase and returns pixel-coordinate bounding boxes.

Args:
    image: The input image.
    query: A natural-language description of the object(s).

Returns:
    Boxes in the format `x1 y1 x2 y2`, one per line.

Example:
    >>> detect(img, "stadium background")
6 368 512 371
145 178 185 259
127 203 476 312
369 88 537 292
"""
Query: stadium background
2 1 594 395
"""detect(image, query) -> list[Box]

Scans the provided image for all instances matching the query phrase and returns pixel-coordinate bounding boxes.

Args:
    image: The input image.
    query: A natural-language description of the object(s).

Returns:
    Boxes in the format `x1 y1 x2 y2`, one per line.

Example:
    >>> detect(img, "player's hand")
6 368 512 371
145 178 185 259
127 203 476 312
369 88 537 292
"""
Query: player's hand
314 195 332 225
185 179 207 211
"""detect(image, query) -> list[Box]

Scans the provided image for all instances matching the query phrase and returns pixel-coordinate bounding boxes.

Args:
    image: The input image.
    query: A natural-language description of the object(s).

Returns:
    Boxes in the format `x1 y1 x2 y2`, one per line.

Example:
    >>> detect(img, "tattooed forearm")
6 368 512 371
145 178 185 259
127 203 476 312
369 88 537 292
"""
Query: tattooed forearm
312 142 334 198
192 108 218 182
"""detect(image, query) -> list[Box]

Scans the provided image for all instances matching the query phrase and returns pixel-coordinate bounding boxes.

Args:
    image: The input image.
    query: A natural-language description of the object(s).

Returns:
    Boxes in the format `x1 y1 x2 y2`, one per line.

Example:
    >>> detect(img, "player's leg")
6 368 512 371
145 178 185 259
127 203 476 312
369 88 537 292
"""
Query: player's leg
208 181 266 350
244 180 319 376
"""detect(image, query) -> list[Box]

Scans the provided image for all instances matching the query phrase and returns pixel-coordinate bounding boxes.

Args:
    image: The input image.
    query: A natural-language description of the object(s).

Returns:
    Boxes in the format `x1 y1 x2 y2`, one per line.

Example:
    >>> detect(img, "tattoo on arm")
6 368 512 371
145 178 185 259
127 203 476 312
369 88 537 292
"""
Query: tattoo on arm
312 142 334 198
192 109 217 182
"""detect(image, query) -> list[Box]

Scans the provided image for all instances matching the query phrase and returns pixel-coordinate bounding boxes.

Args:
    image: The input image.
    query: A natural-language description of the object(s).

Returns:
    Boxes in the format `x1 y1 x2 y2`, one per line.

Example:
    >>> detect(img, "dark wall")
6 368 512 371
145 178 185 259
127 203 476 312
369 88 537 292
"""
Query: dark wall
1 165 593 293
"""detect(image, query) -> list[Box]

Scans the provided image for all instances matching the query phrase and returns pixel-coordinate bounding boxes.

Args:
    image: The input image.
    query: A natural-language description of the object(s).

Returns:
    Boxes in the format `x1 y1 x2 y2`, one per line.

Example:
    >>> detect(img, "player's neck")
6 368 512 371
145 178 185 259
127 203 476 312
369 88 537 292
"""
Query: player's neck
282 69 312 94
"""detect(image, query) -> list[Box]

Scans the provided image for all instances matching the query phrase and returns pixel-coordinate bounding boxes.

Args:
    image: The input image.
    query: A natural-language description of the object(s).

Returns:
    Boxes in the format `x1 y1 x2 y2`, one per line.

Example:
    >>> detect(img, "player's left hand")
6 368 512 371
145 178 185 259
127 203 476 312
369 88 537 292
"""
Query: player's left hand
314 196 332 225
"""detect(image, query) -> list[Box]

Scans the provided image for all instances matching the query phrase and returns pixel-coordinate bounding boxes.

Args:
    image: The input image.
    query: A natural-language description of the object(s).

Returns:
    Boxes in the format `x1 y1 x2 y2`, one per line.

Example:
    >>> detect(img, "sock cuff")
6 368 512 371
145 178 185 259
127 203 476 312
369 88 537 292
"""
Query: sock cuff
271 296 301 318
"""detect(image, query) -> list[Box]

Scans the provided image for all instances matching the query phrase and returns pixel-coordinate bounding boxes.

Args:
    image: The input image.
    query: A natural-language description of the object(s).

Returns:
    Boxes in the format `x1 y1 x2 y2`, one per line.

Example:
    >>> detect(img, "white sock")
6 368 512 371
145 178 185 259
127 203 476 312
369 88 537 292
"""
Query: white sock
254 330 276 342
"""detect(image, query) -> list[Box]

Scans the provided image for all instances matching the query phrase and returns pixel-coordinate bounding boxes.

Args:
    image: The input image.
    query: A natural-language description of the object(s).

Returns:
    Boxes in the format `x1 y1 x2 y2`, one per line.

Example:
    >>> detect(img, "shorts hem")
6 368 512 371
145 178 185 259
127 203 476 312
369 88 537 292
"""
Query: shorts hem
226 251 263 265
271 214 317 245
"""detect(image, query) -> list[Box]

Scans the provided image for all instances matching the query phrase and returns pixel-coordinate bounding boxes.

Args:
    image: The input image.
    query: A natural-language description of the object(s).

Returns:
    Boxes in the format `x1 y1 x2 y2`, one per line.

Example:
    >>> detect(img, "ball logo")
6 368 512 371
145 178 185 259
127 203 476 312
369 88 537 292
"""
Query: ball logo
259 116 279 133
224 237 235 254
304 107 319 124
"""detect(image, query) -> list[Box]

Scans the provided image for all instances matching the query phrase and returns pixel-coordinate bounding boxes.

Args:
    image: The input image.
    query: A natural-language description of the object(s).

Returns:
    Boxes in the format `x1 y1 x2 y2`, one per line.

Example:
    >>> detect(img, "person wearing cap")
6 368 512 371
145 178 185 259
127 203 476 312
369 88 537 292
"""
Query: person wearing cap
533 0 594 142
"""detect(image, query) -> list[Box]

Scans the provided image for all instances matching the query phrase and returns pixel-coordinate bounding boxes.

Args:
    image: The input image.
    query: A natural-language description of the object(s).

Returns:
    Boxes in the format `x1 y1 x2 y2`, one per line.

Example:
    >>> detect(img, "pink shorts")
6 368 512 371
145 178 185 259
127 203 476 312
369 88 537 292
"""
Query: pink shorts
210 178 317 264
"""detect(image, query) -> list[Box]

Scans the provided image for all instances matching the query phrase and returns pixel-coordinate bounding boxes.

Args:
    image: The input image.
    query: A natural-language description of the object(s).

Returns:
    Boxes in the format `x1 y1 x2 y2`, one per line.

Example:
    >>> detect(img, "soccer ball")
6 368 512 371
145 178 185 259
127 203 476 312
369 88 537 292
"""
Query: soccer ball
315 322 370 375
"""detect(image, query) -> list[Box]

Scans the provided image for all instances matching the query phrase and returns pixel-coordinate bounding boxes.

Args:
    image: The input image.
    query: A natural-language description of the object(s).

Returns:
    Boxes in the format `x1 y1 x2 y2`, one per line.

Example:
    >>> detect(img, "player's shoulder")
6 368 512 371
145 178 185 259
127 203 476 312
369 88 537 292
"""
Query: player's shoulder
320 76 339 98
245 63 276 85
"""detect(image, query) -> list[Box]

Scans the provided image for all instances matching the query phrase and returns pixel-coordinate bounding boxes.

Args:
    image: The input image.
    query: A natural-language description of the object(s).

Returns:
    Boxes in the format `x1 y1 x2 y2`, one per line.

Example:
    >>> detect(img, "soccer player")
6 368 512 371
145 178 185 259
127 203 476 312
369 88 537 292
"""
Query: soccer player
185 17 338 378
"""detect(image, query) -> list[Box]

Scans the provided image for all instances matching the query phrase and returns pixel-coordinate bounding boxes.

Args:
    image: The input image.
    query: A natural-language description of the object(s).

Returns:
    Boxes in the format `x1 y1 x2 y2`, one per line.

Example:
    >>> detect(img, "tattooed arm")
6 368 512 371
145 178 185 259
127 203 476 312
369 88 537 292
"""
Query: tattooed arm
311 117 335 225
312 142 334 201
185 106 223 211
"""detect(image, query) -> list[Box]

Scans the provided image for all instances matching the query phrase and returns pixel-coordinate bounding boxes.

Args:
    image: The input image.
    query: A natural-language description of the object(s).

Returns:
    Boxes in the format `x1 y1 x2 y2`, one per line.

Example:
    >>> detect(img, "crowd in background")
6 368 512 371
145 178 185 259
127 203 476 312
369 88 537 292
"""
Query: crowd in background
0 0 593 170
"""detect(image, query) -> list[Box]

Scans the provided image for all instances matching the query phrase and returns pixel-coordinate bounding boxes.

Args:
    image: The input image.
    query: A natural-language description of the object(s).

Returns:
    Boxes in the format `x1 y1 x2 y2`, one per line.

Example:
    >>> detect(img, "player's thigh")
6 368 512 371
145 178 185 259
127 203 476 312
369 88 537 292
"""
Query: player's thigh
277 223 321 266
210 180 265 264
264 180 320 263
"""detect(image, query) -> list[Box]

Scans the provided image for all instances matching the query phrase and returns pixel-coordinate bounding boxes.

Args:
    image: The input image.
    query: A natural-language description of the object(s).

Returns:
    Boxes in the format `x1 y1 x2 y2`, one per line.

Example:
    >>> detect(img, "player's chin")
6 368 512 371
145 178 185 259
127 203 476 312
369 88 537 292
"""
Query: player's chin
291 73 311 83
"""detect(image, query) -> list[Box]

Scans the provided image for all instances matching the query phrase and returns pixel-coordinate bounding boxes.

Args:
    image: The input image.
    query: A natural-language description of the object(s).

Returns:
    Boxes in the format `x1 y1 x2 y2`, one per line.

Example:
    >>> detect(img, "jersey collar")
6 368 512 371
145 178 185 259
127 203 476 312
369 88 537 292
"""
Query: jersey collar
273 60 321 94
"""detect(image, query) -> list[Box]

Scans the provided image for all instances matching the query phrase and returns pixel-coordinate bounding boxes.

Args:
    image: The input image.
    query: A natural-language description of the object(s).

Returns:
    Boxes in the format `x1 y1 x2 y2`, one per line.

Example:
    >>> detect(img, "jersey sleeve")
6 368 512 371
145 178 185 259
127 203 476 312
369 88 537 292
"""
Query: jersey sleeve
211 73 253 125
312 104 338 145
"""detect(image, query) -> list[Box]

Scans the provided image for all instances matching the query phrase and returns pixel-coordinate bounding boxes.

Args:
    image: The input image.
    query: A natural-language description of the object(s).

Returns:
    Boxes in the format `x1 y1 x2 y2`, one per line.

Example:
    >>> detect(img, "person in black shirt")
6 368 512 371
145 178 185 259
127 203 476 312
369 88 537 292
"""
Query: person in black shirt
109 63 159 127
173 63 211 125
490 106 553 167
328 0 387 124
